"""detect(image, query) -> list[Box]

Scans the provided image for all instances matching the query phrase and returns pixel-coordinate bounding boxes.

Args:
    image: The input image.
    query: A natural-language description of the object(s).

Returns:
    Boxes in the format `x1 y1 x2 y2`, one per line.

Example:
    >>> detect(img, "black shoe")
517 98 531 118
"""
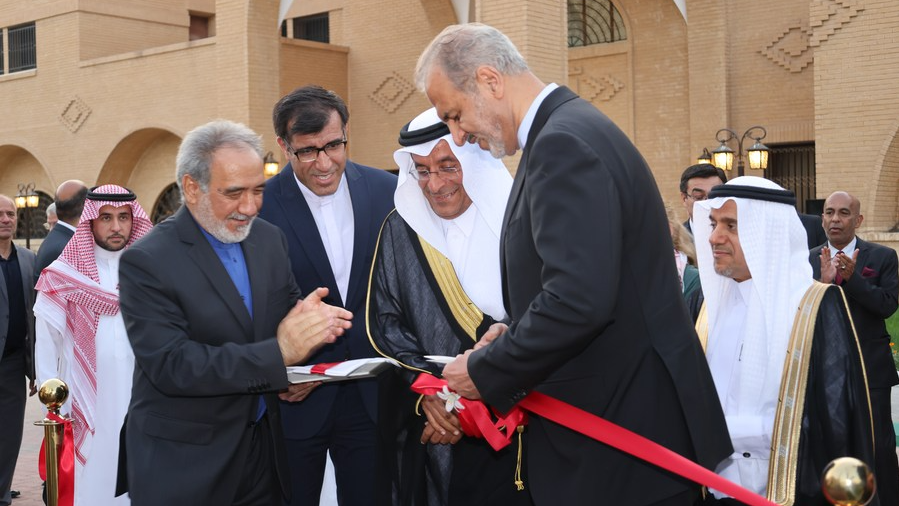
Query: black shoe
10 490 21 498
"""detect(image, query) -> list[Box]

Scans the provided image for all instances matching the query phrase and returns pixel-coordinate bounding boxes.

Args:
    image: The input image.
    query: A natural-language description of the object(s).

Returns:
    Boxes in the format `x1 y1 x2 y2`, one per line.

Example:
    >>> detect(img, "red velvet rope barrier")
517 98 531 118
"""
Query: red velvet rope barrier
37 412 74 506
412 374 776 506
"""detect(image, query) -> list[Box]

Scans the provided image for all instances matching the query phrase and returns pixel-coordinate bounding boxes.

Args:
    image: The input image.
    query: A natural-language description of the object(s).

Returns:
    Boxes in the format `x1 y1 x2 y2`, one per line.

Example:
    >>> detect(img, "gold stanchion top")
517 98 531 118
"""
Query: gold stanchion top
822 457 876 506
38 379 69 414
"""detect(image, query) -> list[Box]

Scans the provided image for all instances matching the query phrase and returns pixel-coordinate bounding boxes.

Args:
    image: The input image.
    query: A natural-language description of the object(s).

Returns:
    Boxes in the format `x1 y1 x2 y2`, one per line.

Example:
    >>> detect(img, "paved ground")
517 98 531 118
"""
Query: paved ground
9 384 899 505
11 393 45 506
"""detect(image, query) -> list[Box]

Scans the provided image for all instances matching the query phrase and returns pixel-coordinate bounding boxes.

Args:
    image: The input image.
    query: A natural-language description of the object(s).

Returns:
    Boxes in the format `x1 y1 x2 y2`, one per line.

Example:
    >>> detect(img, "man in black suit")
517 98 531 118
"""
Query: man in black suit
118 120 353 506
0 195 36 506
679 164 727 235
810 191 899 506
417 23 731 506
260 85 396 506
33 180 87 286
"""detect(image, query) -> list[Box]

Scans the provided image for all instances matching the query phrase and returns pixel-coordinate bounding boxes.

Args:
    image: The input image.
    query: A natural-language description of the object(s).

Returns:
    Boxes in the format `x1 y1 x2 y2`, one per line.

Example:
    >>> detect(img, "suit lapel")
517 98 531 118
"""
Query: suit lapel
175 208 253 335
854 238 871 272
499 86 579 310
344 162 371 309
242 233 268 342
276 166 339 294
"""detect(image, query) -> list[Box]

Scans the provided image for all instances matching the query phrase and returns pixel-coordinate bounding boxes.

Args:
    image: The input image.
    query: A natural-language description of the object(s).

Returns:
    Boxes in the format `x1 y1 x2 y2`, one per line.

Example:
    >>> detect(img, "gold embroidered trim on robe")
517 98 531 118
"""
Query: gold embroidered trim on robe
416 235 482 342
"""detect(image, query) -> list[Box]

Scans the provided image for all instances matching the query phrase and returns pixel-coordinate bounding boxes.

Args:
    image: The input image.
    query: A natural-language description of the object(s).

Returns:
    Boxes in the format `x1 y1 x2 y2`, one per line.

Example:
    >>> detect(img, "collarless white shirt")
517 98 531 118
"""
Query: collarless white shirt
296 172 354 304
440 204 507 321
516 83 559 153
708 278 777 497
57 220 77 233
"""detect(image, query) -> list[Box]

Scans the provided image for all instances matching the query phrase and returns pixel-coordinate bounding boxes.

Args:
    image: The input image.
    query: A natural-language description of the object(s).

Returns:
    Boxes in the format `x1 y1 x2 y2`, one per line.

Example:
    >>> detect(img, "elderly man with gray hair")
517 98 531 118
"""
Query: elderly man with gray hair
117 119 353 506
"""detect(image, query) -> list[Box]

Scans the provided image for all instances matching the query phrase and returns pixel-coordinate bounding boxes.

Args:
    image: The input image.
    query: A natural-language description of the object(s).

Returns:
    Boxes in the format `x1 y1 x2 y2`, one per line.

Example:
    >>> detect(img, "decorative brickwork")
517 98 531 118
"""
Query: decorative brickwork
368 71 415 114
59 96 91 133
760 0 864 72
571 71 624 103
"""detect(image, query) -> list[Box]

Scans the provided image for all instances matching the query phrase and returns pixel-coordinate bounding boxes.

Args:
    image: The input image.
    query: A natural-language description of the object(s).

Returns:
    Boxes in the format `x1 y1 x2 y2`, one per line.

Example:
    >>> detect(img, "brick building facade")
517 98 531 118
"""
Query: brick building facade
0 0 896 249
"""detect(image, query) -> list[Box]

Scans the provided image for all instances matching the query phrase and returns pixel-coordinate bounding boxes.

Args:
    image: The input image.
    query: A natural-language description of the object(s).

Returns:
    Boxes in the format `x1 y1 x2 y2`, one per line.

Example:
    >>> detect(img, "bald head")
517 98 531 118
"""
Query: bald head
822 191 863 250
55 180 88 225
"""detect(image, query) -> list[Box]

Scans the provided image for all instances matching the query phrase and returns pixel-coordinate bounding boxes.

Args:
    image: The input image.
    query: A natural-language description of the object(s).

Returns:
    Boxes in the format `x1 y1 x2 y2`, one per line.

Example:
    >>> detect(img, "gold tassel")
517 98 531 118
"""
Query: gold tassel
514 425 525 491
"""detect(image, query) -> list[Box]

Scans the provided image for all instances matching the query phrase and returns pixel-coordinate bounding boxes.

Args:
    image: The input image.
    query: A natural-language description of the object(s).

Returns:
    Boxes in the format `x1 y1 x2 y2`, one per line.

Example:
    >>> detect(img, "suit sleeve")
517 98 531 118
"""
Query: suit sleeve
119 246 290 397
470 129 623 409
843 247 899 319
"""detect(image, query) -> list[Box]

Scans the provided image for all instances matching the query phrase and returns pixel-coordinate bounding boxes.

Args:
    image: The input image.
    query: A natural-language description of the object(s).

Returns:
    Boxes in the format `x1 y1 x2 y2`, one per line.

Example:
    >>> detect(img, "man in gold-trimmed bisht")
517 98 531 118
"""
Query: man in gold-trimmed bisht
692 176 877 506
367 108 532 506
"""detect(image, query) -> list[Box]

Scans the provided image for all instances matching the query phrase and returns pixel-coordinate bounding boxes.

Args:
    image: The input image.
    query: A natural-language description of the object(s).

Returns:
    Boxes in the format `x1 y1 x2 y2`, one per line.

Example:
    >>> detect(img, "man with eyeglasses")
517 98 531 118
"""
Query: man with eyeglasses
679 164 727 235
368 108 532 506
260 85 396 506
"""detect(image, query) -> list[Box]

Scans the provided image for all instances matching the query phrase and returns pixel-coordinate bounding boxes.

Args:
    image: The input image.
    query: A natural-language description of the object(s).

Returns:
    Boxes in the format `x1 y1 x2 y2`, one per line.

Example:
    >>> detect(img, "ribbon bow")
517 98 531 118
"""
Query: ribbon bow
411 373 527 451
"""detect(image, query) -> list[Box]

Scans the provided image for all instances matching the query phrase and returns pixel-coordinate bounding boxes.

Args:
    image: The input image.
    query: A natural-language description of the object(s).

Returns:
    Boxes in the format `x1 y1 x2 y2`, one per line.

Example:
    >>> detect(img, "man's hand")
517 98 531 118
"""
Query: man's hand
820 246 836 283
279 381 321 402
443 349 481 399
277 287 353 366
474 322 507 351
419 395 462 445
28 379 37 397
836 249 859 280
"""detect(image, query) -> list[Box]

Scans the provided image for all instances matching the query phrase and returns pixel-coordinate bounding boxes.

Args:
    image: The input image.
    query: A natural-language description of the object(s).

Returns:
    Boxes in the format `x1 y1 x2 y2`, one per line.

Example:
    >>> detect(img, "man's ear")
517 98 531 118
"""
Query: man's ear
856 213 864 229
181 175 200 206
475 65 504 98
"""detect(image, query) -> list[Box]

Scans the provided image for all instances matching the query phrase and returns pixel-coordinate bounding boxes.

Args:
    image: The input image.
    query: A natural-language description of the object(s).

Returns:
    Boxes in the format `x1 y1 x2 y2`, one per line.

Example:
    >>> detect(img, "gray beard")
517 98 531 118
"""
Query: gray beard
193 193 253 243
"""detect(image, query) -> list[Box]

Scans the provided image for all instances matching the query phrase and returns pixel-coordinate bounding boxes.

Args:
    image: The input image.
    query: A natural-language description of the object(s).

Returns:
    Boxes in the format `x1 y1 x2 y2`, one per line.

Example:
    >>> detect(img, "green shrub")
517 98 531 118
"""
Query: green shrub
888 309 899 370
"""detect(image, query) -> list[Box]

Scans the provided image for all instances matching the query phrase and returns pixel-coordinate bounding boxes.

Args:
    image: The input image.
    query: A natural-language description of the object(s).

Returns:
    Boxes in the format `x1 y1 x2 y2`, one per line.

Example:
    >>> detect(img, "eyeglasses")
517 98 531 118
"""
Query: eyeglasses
286 138 347 163
409 166 461 181
685 190 708 202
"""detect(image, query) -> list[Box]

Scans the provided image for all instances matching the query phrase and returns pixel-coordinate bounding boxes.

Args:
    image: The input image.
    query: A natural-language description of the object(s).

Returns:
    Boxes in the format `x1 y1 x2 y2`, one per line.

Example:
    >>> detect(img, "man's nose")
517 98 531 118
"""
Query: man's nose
239 192 260 216
426 174 445 192
448 124 467 147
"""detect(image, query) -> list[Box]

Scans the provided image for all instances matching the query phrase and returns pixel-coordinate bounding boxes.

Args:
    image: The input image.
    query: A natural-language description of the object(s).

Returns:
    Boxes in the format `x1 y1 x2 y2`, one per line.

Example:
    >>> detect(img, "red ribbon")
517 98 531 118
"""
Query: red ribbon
411 374 526 451
37 412 74 506
310 361 343 375
413 375 776 506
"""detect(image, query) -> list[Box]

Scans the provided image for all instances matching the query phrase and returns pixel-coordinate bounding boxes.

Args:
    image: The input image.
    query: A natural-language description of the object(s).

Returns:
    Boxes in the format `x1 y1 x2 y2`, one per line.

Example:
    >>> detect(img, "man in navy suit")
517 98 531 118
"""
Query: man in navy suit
418 23 731 506
33 180 87 286
260 85 396 505
810 191 899 506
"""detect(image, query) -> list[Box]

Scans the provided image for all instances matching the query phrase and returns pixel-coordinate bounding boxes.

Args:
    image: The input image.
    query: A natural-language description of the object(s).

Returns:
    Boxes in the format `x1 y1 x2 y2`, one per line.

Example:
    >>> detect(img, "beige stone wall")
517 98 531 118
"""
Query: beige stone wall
78 12 187 60
0 0 896 249
814 0 899 234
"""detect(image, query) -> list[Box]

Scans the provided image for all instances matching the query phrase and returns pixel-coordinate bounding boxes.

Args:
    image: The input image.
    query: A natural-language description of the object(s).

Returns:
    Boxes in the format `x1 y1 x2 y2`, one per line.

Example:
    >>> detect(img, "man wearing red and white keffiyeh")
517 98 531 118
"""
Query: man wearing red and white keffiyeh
34 184 152 506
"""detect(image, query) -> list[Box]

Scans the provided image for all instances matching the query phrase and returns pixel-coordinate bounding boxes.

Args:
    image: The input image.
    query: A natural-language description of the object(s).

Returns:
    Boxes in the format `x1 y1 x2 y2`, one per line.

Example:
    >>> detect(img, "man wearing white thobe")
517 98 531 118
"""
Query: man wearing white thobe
34 185 152 506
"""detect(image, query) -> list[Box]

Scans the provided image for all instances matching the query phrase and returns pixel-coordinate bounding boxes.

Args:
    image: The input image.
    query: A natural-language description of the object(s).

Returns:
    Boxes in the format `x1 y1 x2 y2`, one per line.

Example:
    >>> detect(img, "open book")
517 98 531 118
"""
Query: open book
286 357 399 384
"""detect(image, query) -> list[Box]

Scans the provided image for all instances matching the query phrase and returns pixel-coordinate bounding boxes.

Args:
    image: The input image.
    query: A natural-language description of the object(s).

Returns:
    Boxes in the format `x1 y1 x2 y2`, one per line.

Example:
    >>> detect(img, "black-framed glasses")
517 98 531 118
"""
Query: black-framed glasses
685 190 708 202
287 138 348 163
409 166 461 181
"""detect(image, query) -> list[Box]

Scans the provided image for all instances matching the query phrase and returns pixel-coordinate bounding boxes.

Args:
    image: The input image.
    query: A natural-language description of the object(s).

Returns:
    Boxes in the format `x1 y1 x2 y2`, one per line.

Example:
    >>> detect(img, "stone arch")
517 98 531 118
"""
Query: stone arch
97 128 182 219
0 145 55 201
868 120 899 232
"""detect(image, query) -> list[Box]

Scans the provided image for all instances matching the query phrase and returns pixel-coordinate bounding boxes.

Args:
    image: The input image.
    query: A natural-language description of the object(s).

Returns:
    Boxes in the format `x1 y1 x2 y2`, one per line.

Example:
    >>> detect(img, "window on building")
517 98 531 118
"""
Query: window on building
189 14 211 41
293 13 329 43
568 0 627 47
0 34 4 76
7 22 36 73
766 142 817 213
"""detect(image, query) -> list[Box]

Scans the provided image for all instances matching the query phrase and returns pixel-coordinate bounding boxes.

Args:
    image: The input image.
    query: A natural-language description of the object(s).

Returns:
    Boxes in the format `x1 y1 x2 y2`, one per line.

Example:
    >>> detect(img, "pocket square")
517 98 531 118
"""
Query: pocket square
862 266 877 278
